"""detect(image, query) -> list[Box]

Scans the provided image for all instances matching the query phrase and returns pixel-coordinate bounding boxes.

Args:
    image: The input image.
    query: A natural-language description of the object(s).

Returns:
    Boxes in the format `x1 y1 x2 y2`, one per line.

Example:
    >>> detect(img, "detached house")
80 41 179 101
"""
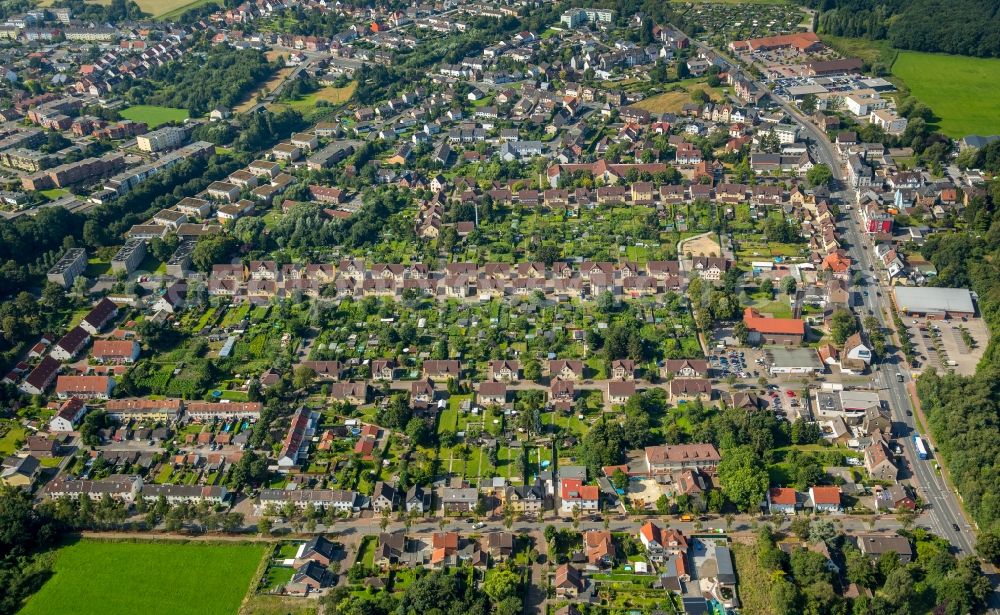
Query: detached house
489 360 520 382
610 359 635 380
639 522 688 563
809 486 842 513
423 360 461 380
549 359 584 381
559 478 599 513
371 481 397 513
767 487 799 515
50 397 87 432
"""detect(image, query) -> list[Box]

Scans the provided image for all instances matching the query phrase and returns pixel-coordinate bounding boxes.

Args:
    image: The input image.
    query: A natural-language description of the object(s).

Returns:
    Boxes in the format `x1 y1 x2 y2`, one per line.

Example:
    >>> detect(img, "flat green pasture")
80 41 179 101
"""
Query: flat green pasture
120 105 190 128
20 540 267 615
892 51 1000 137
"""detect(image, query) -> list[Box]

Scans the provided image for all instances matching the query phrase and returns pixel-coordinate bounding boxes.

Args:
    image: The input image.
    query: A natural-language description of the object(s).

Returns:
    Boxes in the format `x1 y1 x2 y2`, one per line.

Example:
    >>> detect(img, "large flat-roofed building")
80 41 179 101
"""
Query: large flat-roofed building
111 239 146 274
892 287 975 320
767 347 823 375
47 248 87 288
136 126 187 153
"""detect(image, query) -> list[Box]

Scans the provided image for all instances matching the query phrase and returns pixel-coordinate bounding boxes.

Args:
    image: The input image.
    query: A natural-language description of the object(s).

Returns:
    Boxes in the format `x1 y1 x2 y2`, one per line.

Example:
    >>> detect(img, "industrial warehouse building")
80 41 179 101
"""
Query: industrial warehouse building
892 287 975 320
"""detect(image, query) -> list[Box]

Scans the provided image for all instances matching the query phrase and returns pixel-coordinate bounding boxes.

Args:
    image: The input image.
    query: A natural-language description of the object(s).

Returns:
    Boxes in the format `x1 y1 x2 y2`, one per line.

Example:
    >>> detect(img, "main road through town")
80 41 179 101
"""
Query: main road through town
758 82 1000 611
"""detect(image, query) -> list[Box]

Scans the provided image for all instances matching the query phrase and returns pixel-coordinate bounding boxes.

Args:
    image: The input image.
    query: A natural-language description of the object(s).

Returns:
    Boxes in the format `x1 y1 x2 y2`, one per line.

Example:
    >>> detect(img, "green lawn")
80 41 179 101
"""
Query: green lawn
21 540 267 615
39 188 69 201
120 105 190 128
0 422 25 455
893 51 1000 137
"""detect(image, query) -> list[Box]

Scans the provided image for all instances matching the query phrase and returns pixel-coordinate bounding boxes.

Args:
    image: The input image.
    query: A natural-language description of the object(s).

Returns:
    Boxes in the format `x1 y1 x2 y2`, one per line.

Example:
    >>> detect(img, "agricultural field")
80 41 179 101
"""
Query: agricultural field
37 0 210 16
156 0 217 19
892 51 1000 137
120 105 189 128
20 540 268 615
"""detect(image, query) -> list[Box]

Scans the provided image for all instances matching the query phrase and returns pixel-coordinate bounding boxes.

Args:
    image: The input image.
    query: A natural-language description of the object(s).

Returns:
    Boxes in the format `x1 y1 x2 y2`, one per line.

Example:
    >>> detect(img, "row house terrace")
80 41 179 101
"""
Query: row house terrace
205 259 694 303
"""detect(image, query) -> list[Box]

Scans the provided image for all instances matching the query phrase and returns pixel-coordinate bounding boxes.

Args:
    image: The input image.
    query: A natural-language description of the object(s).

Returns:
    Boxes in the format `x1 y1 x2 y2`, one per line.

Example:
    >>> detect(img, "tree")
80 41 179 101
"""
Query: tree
781 277 797 295
405 418 430 446
830 309 858 346
790 516 811 540
523 359 542 382
191 235 237 273
976 530 1000 566
895 508 917 531
483 568 520 602
717 446 769 512
257 517 273 535
806 163 833 188
760 278 774 296
292 365 315 389
655 494 670 514
733 321 750 346
611 469 629 492
379 508 390 532
808 518 838 544
544 525 556 545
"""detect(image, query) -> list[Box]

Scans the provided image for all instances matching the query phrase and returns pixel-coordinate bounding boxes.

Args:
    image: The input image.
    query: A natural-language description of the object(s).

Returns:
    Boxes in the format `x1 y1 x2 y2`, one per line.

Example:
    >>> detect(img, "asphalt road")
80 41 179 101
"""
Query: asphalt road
764 89 1000 611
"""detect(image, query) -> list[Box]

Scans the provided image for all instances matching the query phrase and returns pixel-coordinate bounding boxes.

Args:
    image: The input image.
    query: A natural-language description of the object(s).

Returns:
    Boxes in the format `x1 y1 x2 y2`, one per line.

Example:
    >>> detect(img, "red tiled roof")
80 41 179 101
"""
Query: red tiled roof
769 487 796 505
743 308 805 335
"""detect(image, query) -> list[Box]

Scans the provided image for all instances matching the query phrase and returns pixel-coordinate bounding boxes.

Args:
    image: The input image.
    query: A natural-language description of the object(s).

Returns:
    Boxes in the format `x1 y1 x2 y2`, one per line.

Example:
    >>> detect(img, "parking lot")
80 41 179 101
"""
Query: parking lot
907 317 989 376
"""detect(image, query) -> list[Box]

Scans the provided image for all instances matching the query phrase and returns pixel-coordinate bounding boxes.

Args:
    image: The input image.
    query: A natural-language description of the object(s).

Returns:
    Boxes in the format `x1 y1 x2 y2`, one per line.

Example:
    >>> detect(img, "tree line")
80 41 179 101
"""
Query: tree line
798 0 1000 58
914 177 1000 557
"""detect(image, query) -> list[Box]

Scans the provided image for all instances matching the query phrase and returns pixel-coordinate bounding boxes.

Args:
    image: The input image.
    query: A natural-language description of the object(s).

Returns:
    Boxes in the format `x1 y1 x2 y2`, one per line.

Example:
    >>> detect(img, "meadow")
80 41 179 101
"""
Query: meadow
633 77 727 114
20 540 268 615
120 105 190 128
892 51 1000 138
276 82 358 113
37 0 211 17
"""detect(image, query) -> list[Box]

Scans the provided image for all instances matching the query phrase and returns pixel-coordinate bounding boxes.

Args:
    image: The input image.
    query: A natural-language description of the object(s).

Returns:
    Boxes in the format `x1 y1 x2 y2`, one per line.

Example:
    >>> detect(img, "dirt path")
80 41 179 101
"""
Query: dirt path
80 530 280 542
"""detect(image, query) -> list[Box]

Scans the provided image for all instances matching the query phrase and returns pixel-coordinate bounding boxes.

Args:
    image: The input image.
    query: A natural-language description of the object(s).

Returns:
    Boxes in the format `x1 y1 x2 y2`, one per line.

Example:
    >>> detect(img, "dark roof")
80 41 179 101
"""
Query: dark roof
25 356 60 390
292 560 327 584
83 298 118 330
302 535 337 560
56 326 89 353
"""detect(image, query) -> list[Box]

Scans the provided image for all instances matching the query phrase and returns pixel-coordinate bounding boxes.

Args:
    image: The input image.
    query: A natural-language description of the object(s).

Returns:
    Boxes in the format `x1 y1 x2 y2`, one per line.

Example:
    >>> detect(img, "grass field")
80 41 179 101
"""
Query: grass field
277 82 358 112
732 542 774 615
241 595 318 615
21 540 268 615
0 421 25 455
120 105 189 128
39 188 69 201
235 64 295 113
892 51 1000 138
821 35 898 70
633 78 726 114
156 0 216 19
670 0 789 3
39 0 212 17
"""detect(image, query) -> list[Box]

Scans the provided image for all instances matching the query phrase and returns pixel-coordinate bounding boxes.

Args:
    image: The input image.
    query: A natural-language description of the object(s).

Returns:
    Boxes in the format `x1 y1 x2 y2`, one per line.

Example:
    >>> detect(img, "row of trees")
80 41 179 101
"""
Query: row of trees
801 0 1000 58
759 522 992 615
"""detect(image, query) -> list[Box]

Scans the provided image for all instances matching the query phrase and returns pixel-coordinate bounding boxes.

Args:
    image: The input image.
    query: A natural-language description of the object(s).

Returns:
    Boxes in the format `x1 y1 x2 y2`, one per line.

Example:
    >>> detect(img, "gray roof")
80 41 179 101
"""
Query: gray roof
715 546 736 584
892 287 974 315
768 347 823 369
